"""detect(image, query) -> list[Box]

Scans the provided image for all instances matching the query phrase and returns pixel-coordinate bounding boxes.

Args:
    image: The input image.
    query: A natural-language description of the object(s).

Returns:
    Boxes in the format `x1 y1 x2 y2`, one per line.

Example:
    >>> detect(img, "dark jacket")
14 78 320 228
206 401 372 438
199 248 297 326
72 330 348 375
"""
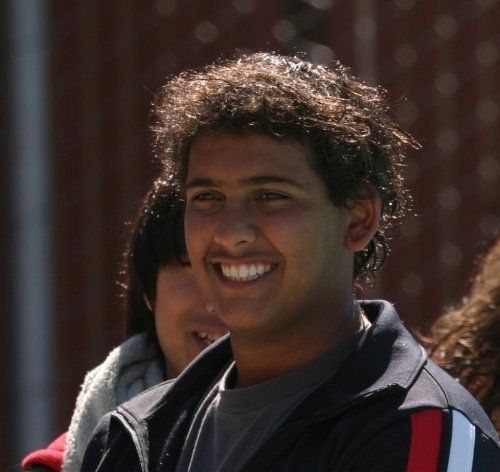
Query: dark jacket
81 300 500 471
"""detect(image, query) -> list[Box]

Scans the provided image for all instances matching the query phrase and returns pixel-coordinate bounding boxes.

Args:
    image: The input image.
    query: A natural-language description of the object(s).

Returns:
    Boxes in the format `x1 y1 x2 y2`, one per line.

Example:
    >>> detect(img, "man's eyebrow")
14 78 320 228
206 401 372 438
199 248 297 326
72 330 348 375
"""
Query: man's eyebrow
247 175 308 190
186 175 308 190
185 177 218 190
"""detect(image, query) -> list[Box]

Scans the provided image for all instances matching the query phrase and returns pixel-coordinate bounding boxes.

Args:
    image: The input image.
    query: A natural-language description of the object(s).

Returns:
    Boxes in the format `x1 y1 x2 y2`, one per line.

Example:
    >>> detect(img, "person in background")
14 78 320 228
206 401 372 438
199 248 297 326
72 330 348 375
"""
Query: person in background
427 235 500 435
81 51 499 471
21 179 227 472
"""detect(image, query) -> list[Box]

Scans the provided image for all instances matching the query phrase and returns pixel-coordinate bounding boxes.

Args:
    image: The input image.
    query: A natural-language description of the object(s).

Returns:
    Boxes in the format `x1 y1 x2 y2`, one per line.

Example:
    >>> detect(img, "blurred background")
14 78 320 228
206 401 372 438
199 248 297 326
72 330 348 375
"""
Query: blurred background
1 0 499 468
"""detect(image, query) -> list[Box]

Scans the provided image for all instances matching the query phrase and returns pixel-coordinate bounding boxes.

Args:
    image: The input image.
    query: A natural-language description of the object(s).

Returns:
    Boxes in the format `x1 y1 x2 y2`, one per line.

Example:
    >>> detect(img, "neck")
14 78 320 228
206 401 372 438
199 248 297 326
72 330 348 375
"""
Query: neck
230 301 366 388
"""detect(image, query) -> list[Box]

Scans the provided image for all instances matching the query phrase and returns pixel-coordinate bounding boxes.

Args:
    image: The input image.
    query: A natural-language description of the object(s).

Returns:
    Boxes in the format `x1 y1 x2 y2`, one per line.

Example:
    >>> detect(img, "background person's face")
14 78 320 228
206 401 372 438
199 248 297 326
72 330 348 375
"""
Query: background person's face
154 264 228 379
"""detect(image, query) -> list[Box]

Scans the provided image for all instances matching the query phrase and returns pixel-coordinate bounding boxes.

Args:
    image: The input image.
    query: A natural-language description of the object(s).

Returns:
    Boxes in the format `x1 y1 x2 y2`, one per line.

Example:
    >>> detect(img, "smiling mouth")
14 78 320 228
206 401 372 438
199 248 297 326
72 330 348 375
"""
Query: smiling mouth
219 262 273 282
195 332 224 346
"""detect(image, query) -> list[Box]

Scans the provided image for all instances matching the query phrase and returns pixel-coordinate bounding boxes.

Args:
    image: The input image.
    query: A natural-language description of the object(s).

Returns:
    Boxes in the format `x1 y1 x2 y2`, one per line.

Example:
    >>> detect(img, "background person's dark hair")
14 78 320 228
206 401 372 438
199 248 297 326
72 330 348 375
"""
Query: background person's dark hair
120 178 186 341
152 51 420 282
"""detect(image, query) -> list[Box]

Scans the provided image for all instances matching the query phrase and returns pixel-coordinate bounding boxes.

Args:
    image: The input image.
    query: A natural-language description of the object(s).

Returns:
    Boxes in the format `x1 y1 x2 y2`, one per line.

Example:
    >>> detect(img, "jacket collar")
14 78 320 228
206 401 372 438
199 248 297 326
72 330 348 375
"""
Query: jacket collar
339 299 426 394
281 300 427 422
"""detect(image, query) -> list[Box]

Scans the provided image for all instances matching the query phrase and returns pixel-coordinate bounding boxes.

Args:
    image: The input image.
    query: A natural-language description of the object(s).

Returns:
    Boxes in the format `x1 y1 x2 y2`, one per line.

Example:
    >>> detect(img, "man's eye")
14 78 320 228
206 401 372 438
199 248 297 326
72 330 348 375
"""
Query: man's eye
193 192 219 201
258 192 288 200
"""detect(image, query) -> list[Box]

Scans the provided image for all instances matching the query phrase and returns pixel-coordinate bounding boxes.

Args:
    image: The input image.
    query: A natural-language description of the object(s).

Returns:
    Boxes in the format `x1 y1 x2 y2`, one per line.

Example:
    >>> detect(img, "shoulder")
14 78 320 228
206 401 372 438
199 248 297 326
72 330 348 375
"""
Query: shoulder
357 300 499 440
115 334 232 423
413 357 499 439
117 378 177 420
81 338 233 471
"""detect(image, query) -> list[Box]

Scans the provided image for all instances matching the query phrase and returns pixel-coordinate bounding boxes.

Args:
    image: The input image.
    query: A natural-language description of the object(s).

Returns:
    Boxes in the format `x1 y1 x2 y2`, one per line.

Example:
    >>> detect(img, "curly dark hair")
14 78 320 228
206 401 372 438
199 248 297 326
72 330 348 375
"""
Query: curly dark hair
427 236 500 432
152 51 420 279
120 179 186 338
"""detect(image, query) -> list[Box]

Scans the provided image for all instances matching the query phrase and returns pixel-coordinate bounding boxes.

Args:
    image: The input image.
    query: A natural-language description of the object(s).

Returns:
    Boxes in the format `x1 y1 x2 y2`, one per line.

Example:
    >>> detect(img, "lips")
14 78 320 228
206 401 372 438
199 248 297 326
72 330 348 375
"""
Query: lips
219 262 273 282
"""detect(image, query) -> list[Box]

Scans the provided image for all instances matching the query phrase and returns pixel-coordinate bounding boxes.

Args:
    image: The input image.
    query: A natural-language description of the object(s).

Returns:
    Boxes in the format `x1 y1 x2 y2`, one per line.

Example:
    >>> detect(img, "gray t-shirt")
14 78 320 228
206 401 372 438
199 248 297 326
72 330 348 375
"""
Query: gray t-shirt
175 332 363 472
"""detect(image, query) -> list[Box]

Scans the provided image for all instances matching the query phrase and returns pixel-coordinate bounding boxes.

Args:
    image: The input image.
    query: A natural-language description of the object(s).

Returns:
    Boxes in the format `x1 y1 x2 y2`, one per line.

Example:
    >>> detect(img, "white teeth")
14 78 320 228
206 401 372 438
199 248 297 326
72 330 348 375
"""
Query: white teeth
220 263 272 281
196 332 223 346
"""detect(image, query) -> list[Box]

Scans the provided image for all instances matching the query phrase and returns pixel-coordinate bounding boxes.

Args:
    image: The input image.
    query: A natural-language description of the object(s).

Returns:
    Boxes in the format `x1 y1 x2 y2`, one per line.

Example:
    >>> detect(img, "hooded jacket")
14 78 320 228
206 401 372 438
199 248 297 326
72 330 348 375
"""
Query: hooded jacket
81 301 500 471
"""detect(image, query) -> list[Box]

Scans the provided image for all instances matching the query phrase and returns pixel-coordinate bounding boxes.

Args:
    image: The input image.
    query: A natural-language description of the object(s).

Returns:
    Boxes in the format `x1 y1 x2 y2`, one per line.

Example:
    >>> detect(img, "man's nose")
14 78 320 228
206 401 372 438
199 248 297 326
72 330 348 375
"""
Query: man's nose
213 203 257 250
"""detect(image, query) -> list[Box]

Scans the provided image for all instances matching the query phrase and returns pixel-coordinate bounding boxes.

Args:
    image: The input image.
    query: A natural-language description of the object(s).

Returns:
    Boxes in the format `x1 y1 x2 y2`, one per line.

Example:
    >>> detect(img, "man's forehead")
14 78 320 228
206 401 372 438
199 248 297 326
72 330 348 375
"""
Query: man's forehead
186 132 315 173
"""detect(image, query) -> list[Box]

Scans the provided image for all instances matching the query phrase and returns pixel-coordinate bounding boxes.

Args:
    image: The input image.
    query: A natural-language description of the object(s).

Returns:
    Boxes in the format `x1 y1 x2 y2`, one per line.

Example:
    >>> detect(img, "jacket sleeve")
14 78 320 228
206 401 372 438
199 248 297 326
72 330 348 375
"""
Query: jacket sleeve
21 432 66 471
80 412 144 472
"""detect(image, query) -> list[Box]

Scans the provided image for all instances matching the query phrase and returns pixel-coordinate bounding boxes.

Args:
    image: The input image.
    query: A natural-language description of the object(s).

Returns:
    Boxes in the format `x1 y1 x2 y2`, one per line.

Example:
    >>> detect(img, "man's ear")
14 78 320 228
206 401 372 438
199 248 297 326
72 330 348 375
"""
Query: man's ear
345 190 381 252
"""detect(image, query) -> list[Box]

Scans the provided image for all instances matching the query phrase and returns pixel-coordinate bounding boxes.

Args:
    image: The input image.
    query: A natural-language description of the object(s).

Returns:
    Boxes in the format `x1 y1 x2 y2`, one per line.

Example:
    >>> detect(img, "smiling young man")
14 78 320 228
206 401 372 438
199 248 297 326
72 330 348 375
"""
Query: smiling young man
81 52 500 471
